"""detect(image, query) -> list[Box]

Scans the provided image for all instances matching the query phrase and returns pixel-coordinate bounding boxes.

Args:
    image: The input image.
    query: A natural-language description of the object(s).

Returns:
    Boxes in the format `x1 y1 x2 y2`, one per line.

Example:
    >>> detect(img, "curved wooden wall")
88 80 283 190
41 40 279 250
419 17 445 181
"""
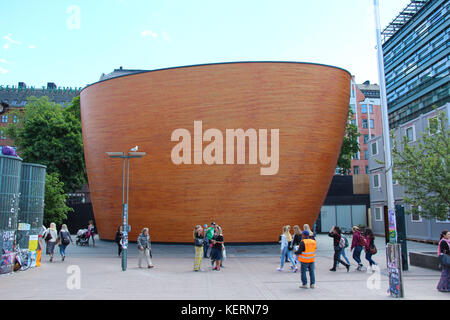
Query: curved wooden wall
80 62 350 242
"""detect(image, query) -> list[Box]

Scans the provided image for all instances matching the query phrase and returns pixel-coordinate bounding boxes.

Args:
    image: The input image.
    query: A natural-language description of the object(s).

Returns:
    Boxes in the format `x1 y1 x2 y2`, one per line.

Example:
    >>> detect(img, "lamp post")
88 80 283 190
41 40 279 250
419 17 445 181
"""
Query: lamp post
373 0 404 298
106 150 146 271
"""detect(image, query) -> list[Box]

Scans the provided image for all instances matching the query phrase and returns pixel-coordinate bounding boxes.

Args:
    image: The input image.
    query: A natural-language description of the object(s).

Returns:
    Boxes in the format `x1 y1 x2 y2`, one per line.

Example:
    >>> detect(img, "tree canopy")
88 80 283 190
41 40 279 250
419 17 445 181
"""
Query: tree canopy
5 96 86 193
336 106 360 175
391 109 449 220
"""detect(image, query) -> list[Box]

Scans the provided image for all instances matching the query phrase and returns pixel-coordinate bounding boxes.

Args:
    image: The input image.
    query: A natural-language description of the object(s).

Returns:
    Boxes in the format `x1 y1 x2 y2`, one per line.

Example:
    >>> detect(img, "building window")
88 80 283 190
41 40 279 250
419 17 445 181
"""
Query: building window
364 134 369 144
362 119 368 129
20 101 27 106
365 150 369 160
13 115 18 123
428 117 439 134
0 130 6 140
370 119 374 129
374 207 383 221
436 213 450 223
361 104 367 114
406 126 415 142
353 166 359 175
1 115 8 123
365 166 369 174
353 152 360 160
411 206 422 222
369 105 373 114
371 141 378 156
373 174 380 188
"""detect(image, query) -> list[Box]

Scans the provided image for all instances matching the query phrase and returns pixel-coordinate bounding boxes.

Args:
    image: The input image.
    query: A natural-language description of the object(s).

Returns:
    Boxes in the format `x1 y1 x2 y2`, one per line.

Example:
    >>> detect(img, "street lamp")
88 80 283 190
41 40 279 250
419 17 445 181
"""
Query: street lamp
106 149 146 271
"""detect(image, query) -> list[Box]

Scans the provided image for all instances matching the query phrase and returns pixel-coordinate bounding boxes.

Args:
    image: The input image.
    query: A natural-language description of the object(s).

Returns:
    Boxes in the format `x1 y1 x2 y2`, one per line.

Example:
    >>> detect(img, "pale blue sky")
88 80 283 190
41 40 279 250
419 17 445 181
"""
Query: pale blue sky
0 0 410 88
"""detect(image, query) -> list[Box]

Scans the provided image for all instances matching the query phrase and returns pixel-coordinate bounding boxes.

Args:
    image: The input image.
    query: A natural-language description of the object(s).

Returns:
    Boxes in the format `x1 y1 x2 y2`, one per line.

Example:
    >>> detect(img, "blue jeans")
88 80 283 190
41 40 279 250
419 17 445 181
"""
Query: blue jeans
365 251 376 266
59 244 67 257
300 262 315 285
338 248 350 265
353 245 363 265
280 246 296 268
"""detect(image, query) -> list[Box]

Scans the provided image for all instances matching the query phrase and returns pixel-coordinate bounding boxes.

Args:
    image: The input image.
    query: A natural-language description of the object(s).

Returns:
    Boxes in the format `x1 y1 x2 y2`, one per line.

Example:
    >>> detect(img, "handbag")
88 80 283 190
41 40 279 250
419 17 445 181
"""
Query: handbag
440 253 450 267
194 237 203 247
44 231 52 242
369 244 377 255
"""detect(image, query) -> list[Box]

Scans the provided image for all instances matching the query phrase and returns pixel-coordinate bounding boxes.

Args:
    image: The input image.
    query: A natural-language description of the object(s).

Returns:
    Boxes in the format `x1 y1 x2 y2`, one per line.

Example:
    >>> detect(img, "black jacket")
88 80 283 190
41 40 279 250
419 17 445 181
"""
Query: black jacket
328 232 341 248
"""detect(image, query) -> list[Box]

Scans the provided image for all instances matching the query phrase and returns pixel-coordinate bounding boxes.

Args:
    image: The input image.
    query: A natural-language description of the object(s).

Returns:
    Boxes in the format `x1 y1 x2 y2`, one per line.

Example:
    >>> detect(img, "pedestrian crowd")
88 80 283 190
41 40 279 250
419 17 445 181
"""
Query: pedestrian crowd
37 220 450 294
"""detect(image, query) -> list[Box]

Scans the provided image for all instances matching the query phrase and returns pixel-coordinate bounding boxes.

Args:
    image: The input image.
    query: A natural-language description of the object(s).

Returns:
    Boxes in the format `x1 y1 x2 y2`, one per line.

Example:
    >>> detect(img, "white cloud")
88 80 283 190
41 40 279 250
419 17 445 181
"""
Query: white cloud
4 34 21 45
141 30 158 38
0 58 8 64
29 44 36 49
3 43 9 50
0 67 8 74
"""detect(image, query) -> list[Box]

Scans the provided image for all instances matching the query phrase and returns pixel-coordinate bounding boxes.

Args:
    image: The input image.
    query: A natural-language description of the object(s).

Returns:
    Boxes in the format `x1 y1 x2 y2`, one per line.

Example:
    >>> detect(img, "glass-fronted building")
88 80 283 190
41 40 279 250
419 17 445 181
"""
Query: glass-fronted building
382 0 449 129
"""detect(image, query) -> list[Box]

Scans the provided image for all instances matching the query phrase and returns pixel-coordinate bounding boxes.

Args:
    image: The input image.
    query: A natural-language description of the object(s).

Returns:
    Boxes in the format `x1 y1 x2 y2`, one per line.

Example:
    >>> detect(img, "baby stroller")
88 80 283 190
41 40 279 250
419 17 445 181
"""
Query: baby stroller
76 229 90 246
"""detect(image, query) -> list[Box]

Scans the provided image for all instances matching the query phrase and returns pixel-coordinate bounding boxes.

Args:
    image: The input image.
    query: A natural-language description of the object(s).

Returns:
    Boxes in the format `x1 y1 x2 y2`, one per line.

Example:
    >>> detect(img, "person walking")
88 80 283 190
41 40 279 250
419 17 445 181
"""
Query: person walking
87 220 96 247
193 225 204 271
115 226 123 257
351 226 365 271
202 224 210 258
137 227 154 269
437 230 450 292
328 226 350 272
303 224 316 240
295 230 317 289
277 226 297 272
43 223 58 262
363 228 377 271
337 233 350 268
58 224 73 262
206 222 216 263
210 226 224 271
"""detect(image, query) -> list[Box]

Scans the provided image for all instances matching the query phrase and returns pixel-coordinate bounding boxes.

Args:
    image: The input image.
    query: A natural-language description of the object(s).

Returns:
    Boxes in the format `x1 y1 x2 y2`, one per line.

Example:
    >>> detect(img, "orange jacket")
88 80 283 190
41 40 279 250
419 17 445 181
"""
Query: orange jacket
297 239 317 263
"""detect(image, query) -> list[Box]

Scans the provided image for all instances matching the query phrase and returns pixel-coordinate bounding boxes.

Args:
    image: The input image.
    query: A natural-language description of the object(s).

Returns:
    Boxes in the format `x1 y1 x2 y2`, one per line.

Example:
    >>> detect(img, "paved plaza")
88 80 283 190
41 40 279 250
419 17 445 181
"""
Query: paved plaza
1 234 449 300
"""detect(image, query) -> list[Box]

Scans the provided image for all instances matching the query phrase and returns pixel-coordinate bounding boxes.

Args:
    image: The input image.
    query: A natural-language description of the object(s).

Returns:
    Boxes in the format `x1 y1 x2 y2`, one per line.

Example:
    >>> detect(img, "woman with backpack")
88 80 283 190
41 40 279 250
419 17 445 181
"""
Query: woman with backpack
364 228 377 271
338 232 351 268
351 226 365 271
328 226 350 272
58 224 73 262
43 223 58 262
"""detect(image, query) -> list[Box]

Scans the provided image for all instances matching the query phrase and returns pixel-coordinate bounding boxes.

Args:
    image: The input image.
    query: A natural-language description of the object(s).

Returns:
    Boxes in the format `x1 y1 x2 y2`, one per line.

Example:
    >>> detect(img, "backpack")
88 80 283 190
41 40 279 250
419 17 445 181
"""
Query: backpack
344 236 349 248
339 235 346 249
61 232 70 245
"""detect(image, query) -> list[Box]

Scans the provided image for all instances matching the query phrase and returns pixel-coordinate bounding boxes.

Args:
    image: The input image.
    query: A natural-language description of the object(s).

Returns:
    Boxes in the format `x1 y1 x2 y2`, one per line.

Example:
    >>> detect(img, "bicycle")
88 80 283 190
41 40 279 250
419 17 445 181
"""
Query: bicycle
13 232 34 271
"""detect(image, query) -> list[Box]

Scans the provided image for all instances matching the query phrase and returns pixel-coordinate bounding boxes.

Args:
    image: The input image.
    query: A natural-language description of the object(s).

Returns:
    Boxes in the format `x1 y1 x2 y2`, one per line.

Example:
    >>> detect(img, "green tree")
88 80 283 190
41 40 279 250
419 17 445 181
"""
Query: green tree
336 106 360 175
391 109 449 220
43 172 73 226
5 96 86 193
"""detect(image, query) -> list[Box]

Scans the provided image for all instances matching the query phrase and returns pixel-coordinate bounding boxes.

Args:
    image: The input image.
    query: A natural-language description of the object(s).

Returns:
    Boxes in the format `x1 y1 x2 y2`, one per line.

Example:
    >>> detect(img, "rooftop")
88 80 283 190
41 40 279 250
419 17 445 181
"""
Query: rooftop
99 66 149 81
381 0 429 43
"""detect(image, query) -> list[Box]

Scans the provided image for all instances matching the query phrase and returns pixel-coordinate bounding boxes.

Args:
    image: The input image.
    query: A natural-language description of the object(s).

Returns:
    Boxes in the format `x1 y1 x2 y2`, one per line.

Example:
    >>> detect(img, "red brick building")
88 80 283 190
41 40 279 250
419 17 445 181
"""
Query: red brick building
349 78 382 175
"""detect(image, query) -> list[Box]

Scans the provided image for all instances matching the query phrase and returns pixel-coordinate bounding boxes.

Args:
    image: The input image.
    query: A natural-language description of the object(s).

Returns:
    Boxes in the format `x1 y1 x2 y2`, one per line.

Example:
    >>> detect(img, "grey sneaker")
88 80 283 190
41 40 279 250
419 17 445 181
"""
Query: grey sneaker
310 284 315 289
300 284 308 289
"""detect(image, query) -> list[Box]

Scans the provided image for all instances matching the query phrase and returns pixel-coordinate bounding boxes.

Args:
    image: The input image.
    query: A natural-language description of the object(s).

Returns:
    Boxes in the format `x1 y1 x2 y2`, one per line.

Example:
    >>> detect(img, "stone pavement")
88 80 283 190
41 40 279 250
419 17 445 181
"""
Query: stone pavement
0 234 448 300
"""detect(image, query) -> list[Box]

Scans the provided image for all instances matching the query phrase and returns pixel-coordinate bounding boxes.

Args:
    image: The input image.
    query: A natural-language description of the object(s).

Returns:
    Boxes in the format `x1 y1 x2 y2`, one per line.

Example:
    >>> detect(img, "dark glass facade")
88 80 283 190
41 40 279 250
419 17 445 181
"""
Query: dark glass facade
382 0 450 128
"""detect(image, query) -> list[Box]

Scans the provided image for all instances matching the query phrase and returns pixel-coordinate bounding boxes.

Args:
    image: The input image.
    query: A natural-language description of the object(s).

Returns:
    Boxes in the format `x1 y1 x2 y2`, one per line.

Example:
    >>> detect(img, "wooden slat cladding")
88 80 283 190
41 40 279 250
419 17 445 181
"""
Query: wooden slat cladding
80 62 350 242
